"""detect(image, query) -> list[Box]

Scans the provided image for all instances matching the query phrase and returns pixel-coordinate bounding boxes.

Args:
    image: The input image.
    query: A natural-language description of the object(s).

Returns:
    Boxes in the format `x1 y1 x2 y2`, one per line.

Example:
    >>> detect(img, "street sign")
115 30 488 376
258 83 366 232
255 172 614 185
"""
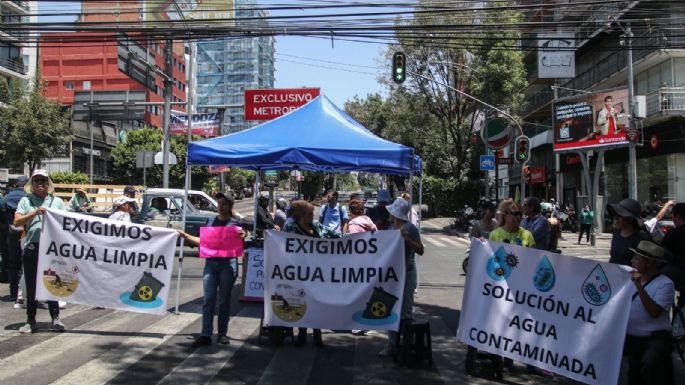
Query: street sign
481 117 513 150
479 155 496 171
135 151 155 169
496 157 514 165
154 152 177 165
264 170 278 188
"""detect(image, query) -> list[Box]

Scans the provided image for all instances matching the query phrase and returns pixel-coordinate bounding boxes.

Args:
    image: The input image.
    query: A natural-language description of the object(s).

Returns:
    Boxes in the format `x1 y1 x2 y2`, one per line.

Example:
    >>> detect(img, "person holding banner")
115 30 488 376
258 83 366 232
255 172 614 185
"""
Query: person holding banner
283 200 340 346
489 199 535 248
379 197 424 357
178 193 247 348
625 240 675 385
13 169 66 334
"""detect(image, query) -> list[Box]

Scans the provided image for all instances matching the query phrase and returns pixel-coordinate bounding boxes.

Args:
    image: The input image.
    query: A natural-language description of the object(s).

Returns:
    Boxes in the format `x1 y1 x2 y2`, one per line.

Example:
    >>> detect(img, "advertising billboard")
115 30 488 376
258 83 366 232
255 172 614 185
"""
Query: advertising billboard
553 88 634 152
170 112 221 137
244 88 321 121
537 34 576 79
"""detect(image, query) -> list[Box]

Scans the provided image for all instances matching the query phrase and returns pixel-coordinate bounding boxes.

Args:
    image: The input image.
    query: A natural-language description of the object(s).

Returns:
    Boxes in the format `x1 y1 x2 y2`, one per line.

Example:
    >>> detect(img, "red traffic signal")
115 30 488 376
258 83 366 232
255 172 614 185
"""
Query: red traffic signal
523 165 532 183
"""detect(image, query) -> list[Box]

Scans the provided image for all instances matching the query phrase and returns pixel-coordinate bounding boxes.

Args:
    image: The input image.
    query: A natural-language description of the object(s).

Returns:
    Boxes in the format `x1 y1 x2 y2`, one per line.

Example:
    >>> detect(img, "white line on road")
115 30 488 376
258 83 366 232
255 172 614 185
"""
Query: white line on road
423 236 447 248
439 236 470 246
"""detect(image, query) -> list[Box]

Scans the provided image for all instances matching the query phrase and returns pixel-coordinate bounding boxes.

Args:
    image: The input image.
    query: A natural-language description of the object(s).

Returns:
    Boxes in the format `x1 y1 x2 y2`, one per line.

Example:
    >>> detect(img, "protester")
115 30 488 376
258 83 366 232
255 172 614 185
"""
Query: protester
67 188 93 213
14 169 66 334
578 204 594 245
367 189 391 230
625 240 675 385
0 194 8 284
489 199 535 248
256 195 276 236
644 200 674 242
608 198 650 267
379 197 424 357
345 198 377 234
401 193 420 228
273 198 288 229
109 196 136 222
1 176 27 304
178 193 246 348
123 185 139 220
284 200 340 346
319 190 348 235
469 201 498 240
545 207 561 252
660 202 685 286
521 197 550 251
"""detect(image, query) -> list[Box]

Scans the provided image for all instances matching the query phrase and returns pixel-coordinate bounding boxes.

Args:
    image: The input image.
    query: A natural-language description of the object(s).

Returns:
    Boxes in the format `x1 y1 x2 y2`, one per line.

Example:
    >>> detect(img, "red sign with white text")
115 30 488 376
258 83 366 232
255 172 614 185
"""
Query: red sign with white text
244 88 320 121
530 166 546 184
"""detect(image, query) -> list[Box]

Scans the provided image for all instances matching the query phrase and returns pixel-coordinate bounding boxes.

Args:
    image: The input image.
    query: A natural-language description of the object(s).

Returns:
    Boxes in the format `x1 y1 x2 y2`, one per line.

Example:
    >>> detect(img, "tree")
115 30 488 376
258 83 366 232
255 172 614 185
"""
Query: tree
386 0 526 179
0 74 72 173
110 127 212 189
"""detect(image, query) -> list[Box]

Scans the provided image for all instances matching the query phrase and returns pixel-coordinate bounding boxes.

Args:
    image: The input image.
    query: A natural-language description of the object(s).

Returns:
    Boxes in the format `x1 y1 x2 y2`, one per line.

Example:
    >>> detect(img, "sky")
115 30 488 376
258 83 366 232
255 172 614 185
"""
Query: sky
37 1 390 107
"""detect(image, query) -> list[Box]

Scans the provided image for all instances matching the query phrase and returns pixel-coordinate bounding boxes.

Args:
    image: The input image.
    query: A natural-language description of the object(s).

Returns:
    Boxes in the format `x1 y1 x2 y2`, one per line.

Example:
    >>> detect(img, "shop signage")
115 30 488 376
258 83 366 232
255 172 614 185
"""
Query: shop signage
481 117 513 150
82 148 102 157
537 34 576 79
496 157 514 165
530 166 546 184
244 88 320 121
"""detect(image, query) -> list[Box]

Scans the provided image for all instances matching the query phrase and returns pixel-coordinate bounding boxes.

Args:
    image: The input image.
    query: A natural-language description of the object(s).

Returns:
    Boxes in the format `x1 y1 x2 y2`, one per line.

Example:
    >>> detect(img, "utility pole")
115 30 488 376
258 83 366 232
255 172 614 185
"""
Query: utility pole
162 39 173 188
626 23 638 200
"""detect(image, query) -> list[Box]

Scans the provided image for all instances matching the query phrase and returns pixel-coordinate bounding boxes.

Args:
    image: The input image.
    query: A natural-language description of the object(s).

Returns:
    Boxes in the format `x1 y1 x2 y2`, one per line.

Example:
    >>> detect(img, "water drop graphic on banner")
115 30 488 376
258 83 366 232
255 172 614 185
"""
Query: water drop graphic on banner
533 255 556 292
486 246 513 281
581 264 612 306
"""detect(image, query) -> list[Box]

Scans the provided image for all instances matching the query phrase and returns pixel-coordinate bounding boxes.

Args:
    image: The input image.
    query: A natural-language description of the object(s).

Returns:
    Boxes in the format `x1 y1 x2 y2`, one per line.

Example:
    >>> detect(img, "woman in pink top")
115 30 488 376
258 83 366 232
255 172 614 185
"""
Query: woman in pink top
345 199 377 234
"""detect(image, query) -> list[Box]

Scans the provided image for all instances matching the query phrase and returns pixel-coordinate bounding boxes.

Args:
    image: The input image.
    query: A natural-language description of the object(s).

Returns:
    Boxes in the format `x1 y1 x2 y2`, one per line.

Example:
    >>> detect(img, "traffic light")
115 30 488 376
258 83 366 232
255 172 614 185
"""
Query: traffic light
392 52 406 84
515 136 530 164
523 165 532 184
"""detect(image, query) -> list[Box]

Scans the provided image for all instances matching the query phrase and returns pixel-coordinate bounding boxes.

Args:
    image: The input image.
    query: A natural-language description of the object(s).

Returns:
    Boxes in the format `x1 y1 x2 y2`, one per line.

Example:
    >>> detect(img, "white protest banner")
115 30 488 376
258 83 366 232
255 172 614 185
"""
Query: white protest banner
36 209 177 316
240 248 264 302
264 230 404 330
457 239 633 384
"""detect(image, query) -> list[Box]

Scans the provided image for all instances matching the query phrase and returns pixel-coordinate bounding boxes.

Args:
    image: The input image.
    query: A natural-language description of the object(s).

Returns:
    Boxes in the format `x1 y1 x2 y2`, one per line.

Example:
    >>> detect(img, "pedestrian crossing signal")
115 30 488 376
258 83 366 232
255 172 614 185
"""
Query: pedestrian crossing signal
392 52 406 84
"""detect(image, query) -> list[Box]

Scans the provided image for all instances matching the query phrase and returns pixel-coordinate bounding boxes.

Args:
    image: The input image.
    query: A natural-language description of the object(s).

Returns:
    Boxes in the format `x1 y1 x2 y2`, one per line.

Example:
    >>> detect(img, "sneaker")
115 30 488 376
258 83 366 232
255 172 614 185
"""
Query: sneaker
13 299 24 309
218 335 230 345
191 336 212 348
58 301 67 309
51 318 66 332
19 321 36 334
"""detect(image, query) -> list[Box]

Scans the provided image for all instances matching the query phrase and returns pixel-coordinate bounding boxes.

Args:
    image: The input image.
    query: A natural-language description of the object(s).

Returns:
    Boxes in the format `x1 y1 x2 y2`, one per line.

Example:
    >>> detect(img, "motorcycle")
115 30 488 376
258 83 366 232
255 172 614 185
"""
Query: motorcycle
555 207 578 233
452 205 476 232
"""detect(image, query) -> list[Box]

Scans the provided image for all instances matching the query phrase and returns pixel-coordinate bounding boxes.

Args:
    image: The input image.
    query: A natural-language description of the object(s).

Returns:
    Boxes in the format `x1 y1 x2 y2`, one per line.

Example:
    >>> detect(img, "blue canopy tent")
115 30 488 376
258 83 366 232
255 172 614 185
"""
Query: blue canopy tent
187 95 422 176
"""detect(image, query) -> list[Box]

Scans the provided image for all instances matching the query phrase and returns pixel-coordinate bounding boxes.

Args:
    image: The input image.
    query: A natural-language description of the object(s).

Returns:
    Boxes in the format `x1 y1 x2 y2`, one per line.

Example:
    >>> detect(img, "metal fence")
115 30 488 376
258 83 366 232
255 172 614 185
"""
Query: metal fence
646 87 685 116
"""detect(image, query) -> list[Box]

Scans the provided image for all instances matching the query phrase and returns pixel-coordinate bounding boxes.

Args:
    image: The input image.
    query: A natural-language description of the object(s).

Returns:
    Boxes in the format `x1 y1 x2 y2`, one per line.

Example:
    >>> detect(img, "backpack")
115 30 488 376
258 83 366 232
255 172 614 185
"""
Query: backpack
319 203 345 229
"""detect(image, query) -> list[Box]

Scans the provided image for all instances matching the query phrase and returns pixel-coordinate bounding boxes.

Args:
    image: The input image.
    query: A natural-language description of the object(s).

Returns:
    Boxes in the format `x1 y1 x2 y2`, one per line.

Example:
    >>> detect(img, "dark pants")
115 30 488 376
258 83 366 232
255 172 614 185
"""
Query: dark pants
578 224 591 243
624 332 674 385
23 244 59 322
7 231 23 299
0 229 8 282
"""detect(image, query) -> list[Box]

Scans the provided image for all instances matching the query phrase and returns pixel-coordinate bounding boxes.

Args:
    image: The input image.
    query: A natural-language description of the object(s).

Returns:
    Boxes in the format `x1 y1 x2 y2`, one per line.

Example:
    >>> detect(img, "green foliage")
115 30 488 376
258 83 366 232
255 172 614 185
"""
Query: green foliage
0 74 72 173
50 171 89 184
419 176 483 217
110 127 212 189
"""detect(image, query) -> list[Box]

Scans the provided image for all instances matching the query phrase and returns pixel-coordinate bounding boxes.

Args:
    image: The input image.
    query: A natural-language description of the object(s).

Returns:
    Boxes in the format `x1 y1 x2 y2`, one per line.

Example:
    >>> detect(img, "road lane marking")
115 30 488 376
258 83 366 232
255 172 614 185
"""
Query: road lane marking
423 236 446 247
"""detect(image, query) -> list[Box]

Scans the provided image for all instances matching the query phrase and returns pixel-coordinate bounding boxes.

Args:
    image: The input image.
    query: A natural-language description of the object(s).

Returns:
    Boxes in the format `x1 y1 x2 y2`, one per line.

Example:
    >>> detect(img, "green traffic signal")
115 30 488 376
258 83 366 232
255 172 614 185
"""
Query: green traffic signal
392 52 406 84
515 136 530 164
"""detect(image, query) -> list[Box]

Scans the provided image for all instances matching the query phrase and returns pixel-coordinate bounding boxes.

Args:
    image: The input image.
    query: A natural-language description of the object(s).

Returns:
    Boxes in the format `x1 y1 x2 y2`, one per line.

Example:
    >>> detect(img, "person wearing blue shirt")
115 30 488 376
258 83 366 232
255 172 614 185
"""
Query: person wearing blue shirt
1 176 28 303
521 197 551 251
318 190 348 235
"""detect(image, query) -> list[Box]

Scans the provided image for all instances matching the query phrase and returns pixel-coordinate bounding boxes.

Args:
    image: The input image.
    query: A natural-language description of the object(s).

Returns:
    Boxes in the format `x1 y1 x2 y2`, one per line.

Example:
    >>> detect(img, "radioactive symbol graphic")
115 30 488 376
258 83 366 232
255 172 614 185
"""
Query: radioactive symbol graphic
370 301 388 318
129 272 165 303
362 287 398 320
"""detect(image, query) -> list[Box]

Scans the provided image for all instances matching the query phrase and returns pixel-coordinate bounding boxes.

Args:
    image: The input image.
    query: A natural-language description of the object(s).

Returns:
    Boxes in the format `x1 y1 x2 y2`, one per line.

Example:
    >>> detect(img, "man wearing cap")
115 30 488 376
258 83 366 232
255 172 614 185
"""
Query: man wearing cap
109 196 137 222
625 240 674 385
660 202 685 286
14 169 67 334
1 176 28 299
608 198 651 266
367 189 391 230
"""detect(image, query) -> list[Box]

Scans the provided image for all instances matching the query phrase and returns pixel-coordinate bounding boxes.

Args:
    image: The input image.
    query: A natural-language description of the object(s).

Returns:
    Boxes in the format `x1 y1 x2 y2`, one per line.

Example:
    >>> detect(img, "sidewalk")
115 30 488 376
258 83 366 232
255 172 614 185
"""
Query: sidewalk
421 216 611 255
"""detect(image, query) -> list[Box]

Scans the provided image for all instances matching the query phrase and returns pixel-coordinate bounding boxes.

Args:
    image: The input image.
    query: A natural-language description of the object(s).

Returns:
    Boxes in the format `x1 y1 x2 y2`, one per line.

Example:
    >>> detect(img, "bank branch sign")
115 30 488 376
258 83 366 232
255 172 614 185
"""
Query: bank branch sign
458 239 633 384
245 88 320 121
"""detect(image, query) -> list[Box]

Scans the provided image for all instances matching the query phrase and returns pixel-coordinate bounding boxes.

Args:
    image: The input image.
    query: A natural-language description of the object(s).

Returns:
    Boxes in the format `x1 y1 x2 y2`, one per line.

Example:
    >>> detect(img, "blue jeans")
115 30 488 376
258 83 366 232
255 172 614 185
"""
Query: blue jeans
201 258 238 338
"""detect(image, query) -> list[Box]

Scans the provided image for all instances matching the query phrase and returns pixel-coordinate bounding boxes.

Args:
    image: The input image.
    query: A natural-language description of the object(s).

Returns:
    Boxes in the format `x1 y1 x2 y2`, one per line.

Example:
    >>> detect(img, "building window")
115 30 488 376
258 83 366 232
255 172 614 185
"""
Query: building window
65 81 74 90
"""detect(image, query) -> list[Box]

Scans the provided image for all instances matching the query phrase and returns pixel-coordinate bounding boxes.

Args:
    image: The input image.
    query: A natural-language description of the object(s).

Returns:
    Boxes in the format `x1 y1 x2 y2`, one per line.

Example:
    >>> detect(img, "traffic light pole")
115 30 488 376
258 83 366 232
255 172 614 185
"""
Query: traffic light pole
407 70 526 203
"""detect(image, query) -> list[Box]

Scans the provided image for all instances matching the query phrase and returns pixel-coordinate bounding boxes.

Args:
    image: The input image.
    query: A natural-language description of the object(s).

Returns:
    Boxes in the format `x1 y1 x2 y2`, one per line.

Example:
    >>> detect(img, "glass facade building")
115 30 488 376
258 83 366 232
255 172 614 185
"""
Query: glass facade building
196 0 275 134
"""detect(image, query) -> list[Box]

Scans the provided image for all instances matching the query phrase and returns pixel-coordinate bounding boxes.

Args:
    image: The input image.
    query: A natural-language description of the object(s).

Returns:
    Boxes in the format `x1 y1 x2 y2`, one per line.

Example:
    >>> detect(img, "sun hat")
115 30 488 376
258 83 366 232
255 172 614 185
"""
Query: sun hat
26 169 53 194
386 197 410 222
629 240 668 264
377 189 391 204
113 196 136 207
607 198 643 227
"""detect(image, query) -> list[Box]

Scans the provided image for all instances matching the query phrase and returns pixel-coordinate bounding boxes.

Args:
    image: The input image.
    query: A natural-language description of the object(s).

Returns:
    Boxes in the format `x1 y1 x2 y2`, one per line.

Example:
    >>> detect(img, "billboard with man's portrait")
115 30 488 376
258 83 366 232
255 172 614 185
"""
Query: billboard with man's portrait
553 88 634 152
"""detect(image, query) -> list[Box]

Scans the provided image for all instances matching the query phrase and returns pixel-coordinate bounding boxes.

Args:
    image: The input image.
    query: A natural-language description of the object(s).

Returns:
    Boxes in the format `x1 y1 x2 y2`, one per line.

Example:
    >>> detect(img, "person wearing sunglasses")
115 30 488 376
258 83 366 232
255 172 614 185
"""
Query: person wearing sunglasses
489 198 536 248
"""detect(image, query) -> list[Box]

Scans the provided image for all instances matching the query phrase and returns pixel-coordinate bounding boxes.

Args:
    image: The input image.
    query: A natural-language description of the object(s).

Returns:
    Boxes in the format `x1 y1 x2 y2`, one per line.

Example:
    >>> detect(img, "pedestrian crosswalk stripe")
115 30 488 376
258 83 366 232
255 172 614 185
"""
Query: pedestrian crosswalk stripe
157 306 262 385
439 237 469 246
423 237 446 247
51 312 202 385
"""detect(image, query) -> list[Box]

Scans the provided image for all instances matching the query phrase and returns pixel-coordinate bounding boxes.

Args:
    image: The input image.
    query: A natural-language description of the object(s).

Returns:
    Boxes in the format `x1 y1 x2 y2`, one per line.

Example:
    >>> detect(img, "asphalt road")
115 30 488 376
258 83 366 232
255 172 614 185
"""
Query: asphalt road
0 220 682 385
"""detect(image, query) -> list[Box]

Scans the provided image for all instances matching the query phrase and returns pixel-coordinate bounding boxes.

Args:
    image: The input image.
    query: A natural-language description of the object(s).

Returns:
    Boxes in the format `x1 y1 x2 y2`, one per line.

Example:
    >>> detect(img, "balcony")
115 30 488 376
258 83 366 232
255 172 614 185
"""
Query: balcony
645 87 685 118
2 1 29 14
0 56 26 75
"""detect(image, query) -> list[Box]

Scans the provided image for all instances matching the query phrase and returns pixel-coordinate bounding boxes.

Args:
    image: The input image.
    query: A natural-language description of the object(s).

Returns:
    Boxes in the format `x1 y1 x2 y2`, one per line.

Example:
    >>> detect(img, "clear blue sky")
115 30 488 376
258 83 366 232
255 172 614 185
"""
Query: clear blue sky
37 1 390 107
